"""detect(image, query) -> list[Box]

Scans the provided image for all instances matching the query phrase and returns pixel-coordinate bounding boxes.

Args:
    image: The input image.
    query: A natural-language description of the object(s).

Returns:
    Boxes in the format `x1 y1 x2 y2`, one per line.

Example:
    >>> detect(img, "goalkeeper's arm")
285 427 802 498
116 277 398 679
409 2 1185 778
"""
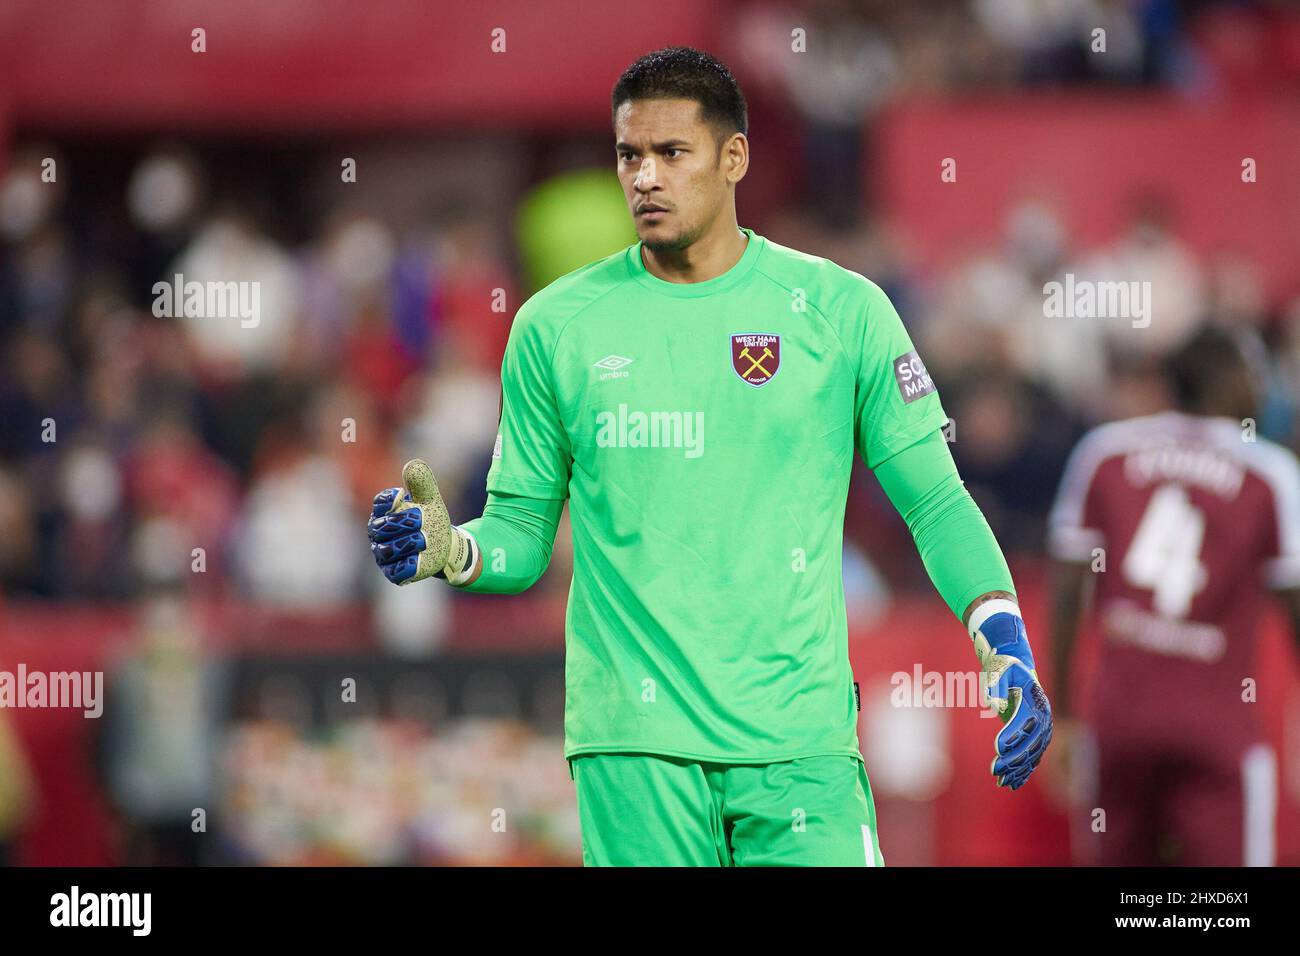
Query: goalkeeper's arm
873 428 1053 789
367 459 563 593
872 427 1015 624
458 492 564 593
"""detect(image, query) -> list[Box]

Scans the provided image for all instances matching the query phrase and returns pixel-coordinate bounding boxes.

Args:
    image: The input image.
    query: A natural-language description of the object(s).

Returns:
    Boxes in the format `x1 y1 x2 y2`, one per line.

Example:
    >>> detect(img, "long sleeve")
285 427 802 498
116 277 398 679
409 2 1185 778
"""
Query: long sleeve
459 491 565 594
872 428 1016 621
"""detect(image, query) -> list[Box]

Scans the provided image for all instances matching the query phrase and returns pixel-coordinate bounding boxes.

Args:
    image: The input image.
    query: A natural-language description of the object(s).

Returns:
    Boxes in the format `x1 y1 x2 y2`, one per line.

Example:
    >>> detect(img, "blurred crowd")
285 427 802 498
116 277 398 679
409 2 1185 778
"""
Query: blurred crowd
1 0 1294 616
738 0 1232 128
0 145 535 628
3 188 1299 618
1 0 1298 866
730 0 1299 226
805 196 1300 558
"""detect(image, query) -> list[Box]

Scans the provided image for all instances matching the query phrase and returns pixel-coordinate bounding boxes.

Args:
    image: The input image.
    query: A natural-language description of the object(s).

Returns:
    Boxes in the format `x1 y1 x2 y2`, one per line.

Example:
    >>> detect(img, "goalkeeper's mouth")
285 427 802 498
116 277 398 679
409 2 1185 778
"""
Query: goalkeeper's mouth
636 205 669 220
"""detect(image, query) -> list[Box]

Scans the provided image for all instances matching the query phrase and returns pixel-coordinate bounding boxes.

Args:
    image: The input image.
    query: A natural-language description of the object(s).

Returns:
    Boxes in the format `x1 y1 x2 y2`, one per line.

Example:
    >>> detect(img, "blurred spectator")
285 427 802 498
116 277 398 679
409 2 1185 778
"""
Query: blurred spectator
944 368 1082 553
97 594 230 866
124 412 241 595
0 468 38 594
0 708 36 866
235 435 368 609
170 213 303 380
1092 194 1205 360
299 212 400 379
125 149 205 301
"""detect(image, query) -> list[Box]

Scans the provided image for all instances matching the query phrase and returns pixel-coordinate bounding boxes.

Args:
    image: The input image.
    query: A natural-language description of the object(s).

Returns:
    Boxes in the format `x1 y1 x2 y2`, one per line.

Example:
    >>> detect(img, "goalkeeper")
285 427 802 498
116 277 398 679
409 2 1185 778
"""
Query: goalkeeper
368 46 1051 866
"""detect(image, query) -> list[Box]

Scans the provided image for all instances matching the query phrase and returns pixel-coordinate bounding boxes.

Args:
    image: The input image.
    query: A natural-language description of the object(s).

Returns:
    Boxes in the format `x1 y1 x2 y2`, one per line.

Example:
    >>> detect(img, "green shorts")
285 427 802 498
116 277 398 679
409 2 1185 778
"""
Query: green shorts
568 752 885 867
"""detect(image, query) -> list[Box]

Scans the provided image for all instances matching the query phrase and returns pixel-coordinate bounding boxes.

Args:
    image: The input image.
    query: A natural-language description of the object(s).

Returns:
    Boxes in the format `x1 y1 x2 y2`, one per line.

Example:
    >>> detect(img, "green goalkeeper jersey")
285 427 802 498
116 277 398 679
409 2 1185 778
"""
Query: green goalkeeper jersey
487 227 949 762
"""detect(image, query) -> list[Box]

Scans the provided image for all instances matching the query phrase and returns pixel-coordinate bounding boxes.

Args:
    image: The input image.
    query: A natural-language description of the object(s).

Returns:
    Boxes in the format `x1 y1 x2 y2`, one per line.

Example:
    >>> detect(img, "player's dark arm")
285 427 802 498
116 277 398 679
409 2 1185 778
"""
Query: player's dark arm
872 428 1018 624
1280 587 1300 661
1047 558 1091 722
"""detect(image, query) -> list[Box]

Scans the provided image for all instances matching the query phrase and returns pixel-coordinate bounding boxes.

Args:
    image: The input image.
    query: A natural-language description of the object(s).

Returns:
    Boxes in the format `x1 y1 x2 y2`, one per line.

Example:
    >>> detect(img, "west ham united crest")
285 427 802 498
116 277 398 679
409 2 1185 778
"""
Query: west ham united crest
731 333 780 387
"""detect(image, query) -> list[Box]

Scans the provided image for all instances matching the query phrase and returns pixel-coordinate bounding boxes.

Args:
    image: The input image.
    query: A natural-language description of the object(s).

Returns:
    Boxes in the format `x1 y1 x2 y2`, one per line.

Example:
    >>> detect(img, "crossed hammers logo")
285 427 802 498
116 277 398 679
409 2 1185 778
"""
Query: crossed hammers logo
738 345 774 379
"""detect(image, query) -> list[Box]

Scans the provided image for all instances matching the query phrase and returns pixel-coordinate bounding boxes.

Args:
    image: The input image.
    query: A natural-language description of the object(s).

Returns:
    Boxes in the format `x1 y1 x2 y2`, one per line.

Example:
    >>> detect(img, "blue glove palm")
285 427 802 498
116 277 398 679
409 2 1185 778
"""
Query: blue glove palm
970 602 1053 791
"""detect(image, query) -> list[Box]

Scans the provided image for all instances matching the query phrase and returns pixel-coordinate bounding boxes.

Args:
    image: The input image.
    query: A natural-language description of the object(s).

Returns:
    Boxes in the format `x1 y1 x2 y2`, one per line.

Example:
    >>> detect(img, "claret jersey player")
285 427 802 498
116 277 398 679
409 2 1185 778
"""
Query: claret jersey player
1049 410 1300 865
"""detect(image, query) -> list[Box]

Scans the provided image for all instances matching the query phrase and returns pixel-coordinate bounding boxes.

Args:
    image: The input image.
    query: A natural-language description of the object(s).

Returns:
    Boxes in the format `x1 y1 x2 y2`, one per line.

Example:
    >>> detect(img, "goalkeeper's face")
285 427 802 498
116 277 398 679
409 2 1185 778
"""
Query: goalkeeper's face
614 97 743 253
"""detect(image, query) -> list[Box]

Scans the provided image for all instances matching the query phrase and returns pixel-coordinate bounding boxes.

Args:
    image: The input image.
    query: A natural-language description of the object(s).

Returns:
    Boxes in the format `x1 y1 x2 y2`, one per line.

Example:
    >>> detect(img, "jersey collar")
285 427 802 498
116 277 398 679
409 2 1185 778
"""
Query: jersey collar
626 227 764 298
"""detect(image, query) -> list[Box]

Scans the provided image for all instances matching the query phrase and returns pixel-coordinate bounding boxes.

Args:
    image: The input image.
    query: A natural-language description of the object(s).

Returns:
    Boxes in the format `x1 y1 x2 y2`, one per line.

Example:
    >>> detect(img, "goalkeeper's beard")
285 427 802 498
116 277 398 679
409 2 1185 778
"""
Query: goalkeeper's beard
641 217 707 254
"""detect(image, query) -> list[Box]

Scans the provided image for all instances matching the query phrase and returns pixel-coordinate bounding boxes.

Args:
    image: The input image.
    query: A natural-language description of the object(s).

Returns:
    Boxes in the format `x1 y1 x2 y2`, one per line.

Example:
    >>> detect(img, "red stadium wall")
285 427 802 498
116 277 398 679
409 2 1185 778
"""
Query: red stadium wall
0 0 723 133
876 96 1300 306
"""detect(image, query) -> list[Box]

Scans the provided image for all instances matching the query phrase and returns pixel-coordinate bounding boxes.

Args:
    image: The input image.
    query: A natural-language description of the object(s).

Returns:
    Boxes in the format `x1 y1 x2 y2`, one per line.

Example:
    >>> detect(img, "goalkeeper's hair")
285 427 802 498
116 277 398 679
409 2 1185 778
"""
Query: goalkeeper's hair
611 47 748 151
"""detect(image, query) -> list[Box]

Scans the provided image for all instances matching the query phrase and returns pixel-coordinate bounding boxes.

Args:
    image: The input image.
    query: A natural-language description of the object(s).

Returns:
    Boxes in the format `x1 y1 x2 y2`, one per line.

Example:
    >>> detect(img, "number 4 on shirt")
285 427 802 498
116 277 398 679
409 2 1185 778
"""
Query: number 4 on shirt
1122 483 1208 618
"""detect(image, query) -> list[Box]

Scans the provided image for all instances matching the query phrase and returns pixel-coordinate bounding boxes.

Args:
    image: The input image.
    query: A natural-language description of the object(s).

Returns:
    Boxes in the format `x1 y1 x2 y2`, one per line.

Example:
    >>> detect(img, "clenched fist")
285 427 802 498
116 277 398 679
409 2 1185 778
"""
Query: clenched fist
367 459 477 586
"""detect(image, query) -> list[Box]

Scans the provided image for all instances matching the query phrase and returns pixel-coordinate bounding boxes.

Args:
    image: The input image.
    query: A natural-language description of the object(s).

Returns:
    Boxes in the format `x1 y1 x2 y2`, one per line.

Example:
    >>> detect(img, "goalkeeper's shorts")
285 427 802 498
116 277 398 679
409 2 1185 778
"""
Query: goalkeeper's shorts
567 752 885 867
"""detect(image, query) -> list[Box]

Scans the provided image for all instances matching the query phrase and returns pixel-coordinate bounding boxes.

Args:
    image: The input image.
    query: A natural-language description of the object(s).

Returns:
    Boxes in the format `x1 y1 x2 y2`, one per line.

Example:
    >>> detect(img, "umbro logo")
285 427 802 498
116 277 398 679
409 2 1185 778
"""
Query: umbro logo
594 355 633 381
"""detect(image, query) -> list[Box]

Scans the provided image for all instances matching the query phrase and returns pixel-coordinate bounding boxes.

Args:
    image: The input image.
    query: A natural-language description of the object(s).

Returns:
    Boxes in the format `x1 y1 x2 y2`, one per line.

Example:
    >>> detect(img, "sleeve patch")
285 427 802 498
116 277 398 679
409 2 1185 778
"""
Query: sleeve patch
893 350 936 404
